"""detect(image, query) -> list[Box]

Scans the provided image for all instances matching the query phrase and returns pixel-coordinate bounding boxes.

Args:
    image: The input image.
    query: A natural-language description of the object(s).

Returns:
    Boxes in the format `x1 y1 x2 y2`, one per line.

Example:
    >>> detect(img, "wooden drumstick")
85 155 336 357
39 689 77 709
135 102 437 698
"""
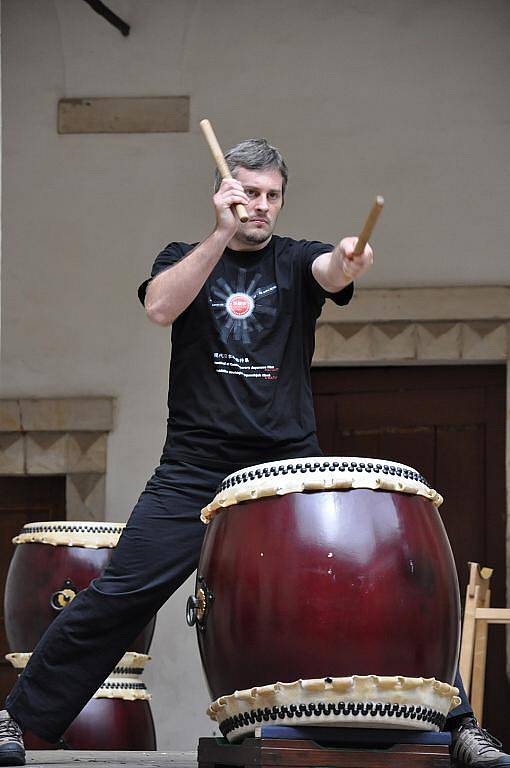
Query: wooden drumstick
200 119 249 223
353 196 384 255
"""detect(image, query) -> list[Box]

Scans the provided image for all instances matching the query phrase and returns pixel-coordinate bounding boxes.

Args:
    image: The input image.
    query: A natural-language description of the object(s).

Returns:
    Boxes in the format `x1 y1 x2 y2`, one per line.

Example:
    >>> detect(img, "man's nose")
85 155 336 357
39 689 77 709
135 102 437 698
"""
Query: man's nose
256 195 269 212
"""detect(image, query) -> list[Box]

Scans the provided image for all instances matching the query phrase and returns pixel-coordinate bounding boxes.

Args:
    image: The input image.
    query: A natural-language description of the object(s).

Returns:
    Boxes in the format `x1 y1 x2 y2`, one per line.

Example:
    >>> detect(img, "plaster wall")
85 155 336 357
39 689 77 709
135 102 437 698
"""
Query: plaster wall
1 0 509 749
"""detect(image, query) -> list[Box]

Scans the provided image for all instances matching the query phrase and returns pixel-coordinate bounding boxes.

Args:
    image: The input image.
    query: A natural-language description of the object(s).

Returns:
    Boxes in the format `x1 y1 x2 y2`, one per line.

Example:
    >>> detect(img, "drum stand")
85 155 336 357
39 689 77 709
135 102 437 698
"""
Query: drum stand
198 726 452 767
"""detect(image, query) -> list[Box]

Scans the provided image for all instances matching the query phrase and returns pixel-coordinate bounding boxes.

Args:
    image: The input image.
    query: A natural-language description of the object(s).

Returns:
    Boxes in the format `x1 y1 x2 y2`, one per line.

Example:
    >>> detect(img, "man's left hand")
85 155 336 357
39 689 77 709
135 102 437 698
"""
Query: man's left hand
339 237 374 282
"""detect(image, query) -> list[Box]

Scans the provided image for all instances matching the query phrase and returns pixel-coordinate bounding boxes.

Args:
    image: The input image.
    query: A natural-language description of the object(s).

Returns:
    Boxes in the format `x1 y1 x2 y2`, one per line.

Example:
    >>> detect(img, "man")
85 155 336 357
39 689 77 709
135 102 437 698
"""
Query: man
0 139 508 767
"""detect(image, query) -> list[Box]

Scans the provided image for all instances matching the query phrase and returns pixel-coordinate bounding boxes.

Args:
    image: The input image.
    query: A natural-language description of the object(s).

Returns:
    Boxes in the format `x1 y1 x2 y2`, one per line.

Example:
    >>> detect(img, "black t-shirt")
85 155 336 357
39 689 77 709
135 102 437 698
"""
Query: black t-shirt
138 235 353 469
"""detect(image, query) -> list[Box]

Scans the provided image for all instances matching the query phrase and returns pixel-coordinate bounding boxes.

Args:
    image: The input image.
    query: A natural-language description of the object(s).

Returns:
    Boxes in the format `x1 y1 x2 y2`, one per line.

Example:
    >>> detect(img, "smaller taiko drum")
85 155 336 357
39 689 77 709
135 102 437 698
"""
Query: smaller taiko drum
188 457 462 742
4 521 155 653
6 652 156 750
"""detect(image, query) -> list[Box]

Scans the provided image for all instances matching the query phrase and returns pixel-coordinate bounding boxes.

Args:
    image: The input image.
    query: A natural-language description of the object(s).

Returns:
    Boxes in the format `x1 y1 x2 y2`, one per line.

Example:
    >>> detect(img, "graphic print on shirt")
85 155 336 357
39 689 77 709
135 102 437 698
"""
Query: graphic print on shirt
209 268 277 343
209 267 280 381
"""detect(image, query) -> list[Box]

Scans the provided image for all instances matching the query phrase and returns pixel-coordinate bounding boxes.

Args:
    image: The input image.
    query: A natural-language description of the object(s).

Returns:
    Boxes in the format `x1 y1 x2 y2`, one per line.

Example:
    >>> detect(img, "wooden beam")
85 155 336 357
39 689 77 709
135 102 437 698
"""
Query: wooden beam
459 563 492 696
474 608 510 623
471 588 491 724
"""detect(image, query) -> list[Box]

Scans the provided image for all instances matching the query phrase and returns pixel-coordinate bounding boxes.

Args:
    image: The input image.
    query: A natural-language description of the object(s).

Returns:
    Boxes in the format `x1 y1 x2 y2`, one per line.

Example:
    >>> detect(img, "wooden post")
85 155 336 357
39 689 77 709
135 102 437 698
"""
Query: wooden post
459 563 492 696
471 588 491 724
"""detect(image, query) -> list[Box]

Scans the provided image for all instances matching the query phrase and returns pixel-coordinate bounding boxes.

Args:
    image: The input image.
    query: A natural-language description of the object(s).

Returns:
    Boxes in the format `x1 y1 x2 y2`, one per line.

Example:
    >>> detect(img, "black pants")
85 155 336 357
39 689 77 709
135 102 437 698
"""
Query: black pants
6 460 472 742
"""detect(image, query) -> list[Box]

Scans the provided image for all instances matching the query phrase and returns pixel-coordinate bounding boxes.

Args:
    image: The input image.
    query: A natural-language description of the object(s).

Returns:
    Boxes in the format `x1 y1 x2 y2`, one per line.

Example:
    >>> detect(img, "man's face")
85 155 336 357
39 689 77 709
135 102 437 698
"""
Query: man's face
231 166 284 249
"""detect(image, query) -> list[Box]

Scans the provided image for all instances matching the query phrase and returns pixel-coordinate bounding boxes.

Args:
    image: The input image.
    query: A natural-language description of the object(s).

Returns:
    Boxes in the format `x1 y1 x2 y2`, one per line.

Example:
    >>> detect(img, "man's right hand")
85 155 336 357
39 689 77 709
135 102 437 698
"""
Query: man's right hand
213 178 249 239
146 180 248 326
145 179 250 326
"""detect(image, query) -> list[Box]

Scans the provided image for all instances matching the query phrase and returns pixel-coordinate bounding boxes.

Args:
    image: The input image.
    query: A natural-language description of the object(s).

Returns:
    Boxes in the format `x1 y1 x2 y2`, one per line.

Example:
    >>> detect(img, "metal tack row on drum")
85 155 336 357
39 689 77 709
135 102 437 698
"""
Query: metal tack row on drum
4 520 156 750
188 456 462 743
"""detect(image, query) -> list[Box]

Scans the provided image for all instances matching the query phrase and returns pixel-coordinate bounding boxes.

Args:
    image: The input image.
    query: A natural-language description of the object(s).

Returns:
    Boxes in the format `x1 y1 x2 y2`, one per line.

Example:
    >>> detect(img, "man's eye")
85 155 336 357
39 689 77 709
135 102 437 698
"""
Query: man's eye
245 189 257 197
269 193 280 201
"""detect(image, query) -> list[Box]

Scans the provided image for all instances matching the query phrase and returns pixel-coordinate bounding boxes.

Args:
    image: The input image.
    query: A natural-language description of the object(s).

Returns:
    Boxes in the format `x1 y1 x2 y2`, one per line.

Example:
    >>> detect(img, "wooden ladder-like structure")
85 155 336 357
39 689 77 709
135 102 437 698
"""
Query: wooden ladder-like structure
459 562 510 724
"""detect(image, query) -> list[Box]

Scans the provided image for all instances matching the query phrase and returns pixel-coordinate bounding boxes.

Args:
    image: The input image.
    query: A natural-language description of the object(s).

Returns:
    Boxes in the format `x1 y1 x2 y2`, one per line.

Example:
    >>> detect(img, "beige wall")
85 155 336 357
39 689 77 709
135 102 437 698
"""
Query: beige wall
1 0 509 750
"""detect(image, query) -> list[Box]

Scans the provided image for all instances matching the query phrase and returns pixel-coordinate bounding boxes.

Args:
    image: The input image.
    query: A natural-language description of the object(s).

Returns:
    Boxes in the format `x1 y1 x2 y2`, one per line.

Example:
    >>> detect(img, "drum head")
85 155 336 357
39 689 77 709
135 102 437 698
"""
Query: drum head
13 520 126 548
202 456 442 522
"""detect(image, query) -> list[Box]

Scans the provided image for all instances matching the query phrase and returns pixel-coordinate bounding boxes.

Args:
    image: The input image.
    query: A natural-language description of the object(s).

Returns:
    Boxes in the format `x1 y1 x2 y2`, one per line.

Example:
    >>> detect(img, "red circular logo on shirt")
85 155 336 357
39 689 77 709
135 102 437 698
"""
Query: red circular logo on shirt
226 293 254 319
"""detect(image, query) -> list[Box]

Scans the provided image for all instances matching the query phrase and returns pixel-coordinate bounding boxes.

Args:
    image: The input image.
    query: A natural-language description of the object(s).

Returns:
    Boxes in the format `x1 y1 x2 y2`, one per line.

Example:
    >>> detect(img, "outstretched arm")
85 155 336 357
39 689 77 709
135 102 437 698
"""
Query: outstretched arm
145 179 249 326
311 237 374 293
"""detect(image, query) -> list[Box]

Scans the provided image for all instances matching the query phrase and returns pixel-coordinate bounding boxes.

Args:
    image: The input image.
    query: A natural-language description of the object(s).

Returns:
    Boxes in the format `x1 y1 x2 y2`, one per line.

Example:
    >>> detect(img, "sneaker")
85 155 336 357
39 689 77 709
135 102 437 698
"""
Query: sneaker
452 717 510 767
0 711 25 766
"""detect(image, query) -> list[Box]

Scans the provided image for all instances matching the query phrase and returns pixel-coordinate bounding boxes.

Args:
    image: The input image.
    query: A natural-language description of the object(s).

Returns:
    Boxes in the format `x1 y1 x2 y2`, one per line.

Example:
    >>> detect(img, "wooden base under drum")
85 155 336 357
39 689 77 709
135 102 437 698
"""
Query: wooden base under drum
198 737 451 768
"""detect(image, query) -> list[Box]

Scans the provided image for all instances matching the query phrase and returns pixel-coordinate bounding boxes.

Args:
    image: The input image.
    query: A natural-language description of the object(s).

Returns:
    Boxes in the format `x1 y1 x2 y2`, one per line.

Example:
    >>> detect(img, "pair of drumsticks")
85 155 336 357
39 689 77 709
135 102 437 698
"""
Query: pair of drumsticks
200 118 383 261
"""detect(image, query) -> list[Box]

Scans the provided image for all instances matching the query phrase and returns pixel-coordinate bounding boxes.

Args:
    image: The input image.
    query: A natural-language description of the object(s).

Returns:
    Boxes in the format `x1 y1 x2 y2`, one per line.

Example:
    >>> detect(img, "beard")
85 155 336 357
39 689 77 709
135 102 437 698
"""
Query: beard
236 221 274 246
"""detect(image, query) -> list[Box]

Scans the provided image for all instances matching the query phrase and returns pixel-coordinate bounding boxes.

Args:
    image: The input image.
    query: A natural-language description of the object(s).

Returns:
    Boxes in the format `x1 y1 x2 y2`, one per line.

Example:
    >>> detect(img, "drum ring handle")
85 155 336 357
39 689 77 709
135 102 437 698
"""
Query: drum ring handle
186 577 214 629
186 595 200 627
50 578 79 611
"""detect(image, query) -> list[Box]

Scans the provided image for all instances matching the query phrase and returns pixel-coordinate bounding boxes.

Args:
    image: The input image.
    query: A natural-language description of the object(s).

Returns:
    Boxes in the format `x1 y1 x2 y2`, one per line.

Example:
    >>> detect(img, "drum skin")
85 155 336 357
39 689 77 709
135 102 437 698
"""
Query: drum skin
23 699 156 750
196 488 461 701
4 542 155 653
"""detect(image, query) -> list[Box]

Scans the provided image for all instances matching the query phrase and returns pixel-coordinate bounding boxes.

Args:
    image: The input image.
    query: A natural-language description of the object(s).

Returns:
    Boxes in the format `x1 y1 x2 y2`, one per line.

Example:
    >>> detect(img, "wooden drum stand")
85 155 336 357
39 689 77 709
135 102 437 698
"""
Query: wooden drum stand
198 726 451 768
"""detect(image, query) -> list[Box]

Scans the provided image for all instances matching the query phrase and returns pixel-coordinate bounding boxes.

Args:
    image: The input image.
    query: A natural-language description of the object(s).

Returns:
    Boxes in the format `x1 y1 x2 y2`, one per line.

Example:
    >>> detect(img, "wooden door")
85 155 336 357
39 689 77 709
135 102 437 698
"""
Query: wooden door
0 476 66 706
312 365 507 743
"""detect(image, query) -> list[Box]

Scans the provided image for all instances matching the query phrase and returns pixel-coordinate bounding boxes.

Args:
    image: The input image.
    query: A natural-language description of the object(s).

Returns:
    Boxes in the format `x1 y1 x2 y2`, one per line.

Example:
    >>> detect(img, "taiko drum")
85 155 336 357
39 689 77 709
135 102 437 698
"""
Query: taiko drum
7 652 156 750
188 457 462 741
4 521 155 653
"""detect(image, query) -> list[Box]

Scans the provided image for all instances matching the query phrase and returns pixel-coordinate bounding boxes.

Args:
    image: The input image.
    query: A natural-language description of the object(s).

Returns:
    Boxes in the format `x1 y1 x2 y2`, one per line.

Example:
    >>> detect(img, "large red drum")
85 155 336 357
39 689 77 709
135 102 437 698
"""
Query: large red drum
188 457 461 742
6 652 156 750
4 521 155 653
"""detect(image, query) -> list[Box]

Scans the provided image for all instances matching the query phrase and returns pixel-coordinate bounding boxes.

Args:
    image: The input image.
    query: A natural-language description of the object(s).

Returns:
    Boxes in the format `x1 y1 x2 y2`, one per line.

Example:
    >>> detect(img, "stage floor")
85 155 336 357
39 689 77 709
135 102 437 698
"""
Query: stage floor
26 752 197 768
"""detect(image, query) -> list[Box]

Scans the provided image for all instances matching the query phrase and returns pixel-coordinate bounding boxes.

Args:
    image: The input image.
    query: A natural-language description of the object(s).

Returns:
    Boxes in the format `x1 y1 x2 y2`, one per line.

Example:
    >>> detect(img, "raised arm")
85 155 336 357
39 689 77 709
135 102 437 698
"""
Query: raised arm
145 179 249 326
311 237 374 293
